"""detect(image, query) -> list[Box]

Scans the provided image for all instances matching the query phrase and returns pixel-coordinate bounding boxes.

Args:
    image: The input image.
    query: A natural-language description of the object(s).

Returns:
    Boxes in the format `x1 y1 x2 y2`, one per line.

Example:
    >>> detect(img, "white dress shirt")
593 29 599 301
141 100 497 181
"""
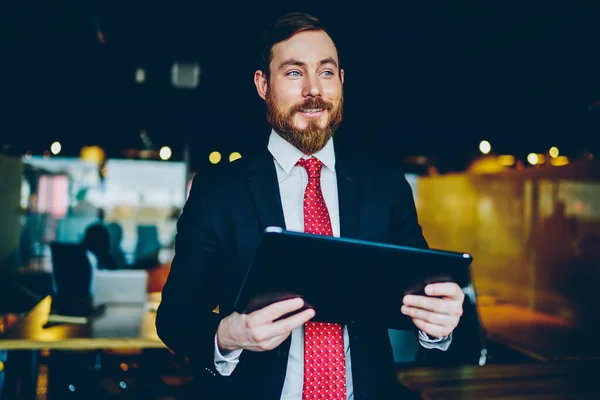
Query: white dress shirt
214 131 451 399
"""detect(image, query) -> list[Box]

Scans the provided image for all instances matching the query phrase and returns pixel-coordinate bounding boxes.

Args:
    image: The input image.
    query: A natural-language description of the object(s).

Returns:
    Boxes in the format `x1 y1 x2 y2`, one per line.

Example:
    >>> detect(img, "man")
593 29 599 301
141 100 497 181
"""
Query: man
156 12 464 400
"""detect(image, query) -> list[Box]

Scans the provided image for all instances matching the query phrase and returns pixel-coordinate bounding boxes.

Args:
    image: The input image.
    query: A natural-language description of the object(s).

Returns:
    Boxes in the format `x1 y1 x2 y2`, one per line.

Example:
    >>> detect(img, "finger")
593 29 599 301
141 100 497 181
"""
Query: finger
269 308 316 337
248 298 305 327
411 318 452 338
249 309 314 345
403 295 460 316
401 305 457 327
424 282 464 300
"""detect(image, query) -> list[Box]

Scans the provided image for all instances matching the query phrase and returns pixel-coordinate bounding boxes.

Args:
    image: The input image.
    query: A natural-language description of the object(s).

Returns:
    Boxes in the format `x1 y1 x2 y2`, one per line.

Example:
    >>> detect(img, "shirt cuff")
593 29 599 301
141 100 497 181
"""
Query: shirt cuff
418 330 452 351
214 334 243 376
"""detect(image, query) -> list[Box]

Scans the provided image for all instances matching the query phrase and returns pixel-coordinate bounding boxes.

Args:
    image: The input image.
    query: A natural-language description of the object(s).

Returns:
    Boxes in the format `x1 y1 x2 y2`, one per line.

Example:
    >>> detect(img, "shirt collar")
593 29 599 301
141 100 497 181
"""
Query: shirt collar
267 129 336 175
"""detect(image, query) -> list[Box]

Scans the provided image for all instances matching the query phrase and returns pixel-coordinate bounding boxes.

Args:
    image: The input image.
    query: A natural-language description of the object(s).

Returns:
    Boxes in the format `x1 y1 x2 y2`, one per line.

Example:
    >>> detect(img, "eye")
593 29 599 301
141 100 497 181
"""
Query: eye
321 70 334 77
286 70 301 77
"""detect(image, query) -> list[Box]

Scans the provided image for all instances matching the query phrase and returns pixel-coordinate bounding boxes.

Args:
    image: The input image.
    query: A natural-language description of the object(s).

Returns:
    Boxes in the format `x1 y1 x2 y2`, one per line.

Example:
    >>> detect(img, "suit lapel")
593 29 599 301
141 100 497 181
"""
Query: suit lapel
336 158 361 238
247 149 361 237
248 152 287 231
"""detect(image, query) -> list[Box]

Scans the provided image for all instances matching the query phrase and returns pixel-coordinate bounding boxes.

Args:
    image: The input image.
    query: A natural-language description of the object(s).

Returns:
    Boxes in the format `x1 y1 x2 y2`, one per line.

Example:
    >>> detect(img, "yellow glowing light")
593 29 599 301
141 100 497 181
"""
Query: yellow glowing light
496 155 515 166
549 146 559 158
229 152 242 162
527 153 539 165
50 141 61 155
479 140 491 155
159 146 172 160
551 156 569 166
80 146 105 164
467 156 507 174
209 151 222 164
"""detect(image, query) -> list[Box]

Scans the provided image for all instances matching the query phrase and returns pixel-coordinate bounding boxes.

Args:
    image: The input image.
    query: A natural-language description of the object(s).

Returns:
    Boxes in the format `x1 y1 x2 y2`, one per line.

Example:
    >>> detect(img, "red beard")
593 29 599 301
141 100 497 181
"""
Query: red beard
265 91 344 155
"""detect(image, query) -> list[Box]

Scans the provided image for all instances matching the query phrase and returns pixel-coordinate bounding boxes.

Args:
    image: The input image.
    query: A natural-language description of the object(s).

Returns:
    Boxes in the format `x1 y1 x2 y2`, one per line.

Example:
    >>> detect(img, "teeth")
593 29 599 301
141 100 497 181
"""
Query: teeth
302 108 323 113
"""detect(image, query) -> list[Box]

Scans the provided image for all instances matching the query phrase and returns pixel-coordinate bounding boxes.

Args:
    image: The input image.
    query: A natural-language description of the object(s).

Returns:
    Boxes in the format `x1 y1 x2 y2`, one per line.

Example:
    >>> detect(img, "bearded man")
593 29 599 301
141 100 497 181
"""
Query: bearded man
156 12 464 400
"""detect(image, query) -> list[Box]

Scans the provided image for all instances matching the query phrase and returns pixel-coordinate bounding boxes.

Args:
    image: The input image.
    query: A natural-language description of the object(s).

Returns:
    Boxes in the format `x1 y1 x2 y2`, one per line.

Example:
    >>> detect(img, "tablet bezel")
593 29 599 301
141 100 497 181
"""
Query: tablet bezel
234 227 473 329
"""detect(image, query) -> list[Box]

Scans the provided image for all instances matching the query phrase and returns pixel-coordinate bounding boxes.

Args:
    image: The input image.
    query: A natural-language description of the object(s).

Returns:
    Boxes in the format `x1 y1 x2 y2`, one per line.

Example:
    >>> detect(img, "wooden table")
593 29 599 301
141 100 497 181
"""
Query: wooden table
478 302 600 362
0 293 165 400
0 294 164 350
394 299 600 399
397 361 600 399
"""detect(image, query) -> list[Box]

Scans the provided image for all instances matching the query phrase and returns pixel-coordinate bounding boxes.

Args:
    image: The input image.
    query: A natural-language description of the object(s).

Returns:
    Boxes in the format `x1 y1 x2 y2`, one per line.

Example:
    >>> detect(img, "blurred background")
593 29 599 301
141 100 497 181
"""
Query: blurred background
2 1 600 399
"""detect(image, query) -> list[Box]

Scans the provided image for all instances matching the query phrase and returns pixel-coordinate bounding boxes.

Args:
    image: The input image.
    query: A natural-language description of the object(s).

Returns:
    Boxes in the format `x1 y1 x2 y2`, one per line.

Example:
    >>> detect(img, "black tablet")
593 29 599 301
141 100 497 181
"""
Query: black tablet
233 227 473 330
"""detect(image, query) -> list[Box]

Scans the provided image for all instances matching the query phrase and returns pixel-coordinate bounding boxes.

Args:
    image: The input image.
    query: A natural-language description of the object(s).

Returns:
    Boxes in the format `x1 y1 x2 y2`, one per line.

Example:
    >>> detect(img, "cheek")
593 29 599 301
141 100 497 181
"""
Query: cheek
271 83 302 108
324 85 343 103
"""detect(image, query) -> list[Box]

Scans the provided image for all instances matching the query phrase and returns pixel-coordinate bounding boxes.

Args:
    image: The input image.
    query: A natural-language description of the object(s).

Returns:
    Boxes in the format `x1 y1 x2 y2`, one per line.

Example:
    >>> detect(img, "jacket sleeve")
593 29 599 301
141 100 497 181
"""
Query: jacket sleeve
155 173 225 371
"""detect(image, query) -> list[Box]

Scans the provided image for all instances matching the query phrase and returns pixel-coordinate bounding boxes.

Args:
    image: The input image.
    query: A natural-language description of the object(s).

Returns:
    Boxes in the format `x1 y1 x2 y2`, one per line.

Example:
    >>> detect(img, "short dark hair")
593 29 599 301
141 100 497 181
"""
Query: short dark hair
258 12 339 79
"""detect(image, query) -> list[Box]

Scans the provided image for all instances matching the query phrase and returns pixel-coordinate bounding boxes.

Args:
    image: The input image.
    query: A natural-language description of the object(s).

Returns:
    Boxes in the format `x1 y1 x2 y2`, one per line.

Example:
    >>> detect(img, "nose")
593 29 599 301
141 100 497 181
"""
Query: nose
302 74 322 97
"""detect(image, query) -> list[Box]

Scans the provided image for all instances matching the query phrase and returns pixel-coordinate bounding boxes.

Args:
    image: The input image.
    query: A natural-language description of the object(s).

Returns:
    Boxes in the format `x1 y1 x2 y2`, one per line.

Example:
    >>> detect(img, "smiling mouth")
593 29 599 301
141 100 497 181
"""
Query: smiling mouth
299 108 326 116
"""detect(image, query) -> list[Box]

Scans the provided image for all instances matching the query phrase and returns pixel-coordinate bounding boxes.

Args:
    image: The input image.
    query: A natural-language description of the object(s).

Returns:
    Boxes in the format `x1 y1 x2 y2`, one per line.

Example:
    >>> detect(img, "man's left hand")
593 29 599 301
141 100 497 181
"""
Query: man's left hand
401 282 464 338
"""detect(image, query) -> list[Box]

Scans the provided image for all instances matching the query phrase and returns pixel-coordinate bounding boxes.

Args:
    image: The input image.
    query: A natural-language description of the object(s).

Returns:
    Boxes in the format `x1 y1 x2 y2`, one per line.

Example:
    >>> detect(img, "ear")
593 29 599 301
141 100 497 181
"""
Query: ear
340 69 345 84
254 70 268 100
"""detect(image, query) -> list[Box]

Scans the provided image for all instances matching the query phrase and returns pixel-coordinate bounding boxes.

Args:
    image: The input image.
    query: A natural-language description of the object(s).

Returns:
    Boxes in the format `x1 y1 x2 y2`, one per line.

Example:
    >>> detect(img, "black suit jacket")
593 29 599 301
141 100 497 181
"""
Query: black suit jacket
156 148 440 399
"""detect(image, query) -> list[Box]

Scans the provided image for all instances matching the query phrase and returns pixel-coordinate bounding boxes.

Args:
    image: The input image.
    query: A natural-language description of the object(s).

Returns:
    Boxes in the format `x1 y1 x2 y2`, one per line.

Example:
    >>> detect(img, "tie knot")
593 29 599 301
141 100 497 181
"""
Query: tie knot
296 157 323 179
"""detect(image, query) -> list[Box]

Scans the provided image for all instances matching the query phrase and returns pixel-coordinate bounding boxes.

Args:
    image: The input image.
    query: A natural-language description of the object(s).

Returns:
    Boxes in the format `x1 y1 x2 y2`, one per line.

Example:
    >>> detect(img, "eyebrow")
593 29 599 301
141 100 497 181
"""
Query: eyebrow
278 57 339 71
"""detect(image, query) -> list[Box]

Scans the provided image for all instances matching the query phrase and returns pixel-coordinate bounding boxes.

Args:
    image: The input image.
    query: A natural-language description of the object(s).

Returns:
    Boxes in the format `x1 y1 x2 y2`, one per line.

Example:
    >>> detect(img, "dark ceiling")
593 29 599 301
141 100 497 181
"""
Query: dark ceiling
3 1 600 170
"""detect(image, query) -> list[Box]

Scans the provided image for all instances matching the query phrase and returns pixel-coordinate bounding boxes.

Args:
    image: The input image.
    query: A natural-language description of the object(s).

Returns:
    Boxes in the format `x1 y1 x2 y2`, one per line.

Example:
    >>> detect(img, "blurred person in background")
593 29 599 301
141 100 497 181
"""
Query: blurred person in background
82 223 119 270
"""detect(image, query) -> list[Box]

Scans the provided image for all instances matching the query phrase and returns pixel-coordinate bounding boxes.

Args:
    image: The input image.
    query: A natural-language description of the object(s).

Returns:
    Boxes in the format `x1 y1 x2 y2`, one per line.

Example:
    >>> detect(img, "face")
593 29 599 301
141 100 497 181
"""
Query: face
255 30 344 155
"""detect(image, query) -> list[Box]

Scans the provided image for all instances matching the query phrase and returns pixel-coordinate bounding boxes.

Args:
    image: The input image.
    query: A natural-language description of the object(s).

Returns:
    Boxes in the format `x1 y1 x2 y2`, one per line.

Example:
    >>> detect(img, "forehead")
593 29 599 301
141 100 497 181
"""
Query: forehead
270 30 339 67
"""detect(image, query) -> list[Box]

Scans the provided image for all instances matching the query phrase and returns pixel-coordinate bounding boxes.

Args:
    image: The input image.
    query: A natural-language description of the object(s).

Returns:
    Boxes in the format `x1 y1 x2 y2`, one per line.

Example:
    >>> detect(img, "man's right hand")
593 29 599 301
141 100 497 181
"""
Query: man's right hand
216 298 315 352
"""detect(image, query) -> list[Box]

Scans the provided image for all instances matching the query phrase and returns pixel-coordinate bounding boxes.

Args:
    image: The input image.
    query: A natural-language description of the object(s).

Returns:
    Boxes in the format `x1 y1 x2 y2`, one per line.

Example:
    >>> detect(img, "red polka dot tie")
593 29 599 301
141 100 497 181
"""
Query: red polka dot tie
296 157 346 400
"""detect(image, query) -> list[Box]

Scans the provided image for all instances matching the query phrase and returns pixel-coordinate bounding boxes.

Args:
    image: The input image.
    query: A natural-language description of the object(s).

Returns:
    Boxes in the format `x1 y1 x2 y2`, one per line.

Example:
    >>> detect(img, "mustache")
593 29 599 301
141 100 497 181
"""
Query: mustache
290 97 333 114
